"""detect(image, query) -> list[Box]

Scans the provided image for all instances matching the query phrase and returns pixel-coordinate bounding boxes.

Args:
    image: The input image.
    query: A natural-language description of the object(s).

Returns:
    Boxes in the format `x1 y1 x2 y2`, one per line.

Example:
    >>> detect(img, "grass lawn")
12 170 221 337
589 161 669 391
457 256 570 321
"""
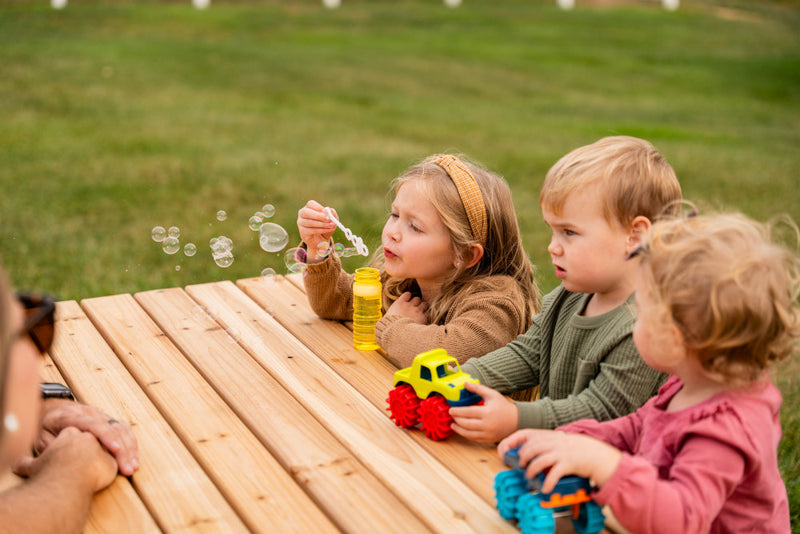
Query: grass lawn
1 0 798 527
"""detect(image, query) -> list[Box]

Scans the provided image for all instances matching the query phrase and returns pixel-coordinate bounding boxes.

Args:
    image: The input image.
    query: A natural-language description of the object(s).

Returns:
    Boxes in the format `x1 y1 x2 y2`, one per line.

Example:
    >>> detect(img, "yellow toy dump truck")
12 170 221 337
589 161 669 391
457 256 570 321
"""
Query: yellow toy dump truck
386 348 481 441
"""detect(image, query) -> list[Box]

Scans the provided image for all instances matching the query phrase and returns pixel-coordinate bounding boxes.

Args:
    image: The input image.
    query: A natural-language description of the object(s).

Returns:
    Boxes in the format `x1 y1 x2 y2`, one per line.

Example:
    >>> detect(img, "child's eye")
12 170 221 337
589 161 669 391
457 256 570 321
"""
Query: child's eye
564 229 577 237
389 212 399 220
410 223 422 233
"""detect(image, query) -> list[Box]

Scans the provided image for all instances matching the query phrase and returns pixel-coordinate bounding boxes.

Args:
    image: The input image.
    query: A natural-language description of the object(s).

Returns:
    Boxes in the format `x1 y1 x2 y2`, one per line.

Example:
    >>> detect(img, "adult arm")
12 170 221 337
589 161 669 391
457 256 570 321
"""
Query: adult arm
1 427 118 534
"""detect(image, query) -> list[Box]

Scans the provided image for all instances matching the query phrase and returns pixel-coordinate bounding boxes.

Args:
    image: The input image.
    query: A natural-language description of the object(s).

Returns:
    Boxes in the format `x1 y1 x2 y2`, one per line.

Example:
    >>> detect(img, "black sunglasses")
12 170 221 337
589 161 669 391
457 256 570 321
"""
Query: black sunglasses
18 293 56 355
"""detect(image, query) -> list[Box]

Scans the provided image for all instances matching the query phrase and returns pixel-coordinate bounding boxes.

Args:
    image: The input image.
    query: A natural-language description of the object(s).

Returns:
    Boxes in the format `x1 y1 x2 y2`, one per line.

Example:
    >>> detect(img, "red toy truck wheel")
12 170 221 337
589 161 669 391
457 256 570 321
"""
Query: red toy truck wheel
387 384 421 428
418 394 454 441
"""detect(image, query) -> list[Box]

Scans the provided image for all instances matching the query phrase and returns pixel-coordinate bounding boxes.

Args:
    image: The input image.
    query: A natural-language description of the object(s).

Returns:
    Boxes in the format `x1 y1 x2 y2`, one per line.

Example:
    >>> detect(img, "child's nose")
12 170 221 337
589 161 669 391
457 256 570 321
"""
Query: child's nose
547 238 562 256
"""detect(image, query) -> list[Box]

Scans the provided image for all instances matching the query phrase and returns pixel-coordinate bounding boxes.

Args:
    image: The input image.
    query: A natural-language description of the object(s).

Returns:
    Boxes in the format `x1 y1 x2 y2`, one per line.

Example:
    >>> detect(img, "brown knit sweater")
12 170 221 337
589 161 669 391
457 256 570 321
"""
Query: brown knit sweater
303 254 531 368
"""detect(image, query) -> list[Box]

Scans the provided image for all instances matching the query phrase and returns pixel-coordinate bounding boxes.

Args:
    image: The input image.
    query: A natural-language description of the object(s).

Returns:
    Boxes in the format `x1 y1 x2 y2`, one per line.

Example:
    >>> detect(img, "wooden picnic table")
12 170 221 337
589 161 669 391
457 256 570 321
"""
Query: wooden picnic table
33 273 525 533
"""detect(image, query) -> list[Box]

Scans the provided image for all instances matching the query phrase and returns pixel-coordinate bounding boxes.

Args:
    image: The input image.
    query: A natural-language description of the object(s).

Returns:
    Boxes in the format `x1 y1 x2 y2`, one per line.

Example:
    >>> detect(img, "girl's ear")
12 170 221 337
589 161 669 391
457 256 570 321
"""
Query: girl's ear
462 243 484 269
626 216 651 256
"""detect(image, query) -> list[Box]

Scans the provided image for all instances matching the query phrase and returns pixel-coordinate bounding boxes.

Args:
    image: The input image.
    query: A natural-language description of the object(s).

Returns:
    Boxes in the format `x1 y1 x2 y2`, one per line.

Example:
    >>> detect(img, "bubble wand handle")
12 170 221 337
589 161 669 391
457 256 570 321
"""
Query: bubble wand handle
324 207 369 256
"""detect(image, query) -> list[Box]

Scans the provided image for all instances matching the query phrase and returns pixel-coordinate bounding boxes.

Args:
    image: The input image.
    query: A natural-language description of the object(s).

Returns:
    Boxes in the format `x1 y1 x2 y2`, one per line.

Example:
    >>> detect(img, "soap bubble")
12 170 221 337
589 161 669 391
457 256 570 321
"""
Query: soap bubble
210 235 234 267
261 267 276 285
557 0 574 9
162 236 180 255
249 214 265 231
284 247 308 274
342 247 357 257
261 204 275 218
316 241 331 258
192 0 210 9
333 242 345 257
51 0 67 8
168 226 180 238
151 226 166 242
444 0 461 7
259 223 289 253
175 265 181 271
214 252 234 268
216 210 227 221
184 243 197 257
662 0 679 10
322 0 340 8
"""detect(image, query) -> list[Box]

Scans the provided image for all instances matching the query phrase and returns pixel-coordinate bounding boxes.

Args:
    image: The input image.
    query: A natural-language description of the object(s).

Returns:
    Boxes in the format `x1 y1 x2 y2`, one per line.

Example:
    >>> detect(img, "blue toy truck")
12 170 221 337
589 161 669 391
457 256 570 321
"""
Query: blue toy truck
494 447 605 534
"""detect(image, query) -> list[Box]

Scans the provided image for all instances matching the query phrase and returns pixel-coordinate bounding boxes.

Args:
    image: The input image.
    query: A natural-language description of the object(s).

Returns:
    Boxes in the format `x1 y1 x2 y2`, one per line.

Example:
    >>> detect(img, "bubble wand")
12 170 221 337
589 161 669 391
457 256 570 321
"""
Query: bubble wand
324 207 369 256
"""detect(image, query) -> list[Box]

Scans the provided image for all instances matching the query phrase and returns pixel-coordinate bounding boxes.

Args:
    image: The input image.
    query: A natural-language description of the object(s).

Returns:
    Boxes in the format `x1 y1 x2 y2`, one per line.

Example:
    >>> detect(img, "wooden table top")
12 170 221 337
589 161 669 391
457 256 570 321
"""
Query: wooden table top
38 273 520 533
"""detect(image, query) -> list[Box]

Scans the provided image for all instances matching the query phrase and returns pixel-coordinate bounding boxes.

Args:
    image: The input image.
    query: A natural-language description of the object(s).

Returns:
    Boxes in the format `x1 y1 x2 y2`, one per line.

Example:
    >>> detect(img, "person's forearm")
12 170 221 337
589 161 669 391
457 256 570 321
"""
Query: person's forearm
0 469 95 534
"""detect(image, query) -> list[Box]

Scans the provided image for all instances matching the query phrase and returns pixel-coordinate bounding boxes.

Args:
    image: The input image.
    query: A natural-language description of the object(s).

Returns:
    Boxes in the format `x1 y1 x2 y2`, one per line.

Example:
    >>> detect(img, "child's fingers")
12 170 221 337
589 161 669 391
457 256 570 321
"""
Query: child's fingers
463 382 496 400
497 430 531 460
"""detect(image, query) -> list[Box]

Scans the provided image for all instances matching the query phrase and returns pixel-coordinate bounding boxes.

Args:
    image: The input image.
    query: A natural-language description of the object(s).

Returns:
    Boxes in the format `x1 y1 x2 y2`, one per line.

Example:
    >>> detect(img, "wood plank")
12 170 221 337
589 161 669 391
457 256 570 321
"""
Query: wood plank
135 286 430 534
238 276 504 505
54 299 247 533
188 280 515 534
82 293 337 534
41 351 161 534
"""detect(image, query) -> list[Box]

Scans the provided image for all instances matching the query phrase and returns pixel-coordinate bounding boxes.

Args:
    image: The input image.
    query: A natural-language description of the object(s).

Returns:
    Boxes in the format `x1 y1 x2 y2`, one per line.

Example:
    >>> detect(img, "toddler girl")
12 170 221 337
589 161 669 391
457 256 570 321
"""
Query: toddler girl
297 154 541 367
498 210 797 533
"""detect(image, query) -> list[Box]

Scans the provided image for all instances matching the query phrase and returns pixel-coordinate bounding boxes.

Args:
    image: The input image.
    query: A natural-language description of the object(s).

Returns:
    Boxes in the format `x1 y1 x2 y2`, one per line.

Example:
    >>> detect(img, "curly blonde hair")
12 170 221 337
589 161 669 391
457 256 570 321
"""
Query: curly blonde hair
639 211 800 384
372 154 541 325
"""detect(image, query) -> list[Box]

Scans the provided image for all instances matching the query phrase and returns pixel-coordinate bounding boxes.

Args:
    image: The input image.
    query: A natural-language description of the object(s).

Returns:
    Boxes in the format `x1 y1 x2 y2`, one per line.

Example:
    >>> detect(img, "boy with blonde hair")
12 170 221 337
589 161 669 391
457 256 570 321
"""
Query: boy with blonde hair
450 136 682 443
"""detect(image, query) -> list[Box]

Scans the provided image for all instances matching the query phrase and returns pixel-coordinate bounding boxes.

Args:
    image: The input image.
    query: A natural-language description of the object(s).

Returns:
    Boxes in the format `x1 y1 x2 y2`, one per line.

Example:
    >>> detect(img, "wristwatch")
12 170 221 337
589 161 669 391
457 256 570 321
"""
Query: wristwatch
40 382 75 400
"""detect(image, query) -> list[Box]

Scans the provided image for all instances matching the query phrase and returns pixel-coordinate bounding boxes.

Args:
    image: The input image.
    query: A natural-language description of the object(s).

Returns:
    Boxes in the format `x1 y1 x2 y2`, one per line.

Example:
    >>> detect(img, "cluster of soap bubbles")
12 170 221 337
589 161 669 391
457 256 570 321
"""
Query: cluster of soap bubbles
151 200 368 286
209 236 234 268
152 226 197 259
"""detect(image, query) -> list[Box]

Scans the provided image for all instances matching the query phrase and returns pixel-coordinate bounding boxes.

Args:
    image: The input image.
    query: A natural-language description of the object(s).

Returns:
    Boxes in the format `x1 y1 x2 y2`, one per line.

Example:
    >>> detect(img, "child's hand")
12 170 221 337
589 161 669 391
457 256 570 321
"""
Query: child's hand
384 292 428 324
297 200 338 263
497 429 622 493
449 382 518 443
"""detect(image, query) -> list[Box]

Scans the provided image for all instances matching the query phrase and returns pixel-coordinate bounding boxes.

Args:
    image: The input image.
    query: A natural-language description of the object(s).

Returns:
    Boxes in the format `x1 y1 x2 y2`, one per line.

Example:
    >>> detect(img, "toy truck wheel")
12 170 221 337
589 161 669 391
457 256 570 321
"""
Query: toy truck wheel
494 469 529 521
572 500 605 534
517 493 555 534
418 394 454 441
386 384 420 428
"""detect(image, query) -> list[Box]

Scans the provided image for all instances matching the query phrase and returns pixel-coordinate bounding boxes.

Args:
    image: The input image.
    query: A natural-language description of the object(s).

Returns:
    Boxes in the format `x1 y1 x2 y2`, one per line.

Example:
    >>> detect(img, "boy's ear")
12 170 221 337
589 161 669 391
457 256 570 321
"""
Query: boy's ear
627 216 651 255
462 243 484 269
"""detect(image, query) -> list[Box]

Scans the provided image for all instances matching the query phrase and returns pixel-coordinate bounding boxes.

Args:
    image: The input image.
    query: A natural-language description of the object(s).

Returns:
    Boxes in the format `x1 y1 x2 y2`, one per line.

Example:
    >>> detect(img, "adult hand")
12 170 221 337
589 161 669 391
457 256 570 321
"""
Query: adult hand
38 399 139 476
14 427 119 494
384 292 428 324
450 382 518 443
498 429 622 493
297 200 337 263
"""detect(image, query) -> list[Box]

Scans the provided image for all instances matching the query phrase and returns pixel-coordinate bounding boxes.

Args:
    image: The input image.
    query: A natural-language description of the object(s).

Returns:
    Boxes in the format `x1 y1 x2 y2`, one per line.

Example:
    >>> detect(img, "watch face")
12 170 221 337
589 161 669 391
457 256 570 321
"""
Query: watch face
40 382 74 400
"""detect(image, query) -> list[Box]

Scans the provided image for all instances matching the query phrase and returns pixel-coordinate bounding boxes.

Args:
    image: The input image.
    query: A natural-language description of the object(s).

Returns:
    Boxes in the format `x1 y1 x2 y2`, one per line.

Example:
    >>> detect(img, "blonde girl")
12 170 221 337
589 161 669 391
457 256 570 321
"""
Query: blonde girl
498 210 797 533
297 154 541 367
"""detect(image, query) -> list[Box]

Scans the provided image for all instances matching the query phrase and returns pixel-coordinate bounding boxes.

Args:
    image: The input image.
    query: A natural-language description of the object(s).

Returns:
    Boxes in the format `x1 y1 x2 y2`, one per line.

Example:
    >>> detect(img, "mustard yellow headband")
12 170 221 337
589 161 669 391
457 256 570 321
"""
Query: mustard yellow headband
433 155 488 244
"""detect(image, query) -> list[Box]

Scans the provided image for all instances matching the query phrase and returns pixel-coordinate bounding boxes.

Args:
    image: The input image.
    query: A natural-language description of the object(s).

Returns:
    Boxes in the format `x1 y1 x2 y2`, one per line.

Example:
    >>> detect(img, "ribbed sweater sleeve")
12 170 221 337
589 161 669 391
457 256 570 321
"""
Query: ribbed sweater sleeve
302 252 355 321
463 286 666 429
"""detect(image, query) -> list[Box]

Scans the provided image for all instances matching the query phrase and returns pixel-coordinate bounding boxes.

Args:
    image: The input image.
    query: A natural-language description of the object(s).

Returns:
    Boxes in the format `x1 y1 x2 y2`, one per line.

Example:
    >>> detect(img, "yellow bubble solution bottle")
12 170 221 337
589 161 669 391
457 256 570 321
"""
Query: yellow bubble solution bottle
353 267 382 351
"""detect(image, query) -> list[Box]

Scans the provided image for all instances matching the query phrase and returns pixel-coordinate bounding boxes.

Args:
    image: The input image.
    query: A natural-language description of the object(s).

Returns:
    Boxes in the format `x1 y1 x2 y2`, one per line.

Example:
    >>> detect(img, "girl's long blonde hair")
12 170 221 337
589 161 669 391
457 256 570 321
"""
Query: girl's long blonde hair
372 154 541 325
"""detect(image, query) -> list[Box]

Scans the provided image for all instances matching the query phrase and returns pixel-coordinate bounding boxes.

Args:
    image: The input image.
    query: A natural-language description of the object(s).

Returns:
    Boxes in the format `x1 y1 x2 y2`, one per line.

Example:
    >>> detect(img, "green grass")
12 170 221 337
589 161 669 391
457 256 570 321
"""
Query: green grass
1 0 798 526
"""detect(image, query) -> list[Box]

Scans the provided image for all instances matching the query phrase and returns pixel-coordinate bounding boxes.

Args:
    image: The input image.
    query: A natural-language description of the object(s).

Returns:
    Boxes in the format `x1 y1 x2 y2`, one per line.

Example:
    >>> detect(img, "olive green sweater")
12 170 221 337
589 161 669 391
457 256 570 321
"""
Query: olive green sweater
303 253 531 368
462 285 666 430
